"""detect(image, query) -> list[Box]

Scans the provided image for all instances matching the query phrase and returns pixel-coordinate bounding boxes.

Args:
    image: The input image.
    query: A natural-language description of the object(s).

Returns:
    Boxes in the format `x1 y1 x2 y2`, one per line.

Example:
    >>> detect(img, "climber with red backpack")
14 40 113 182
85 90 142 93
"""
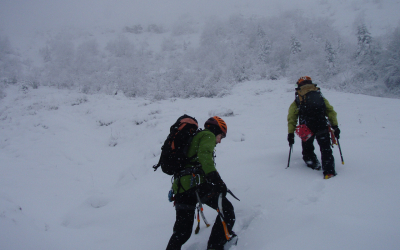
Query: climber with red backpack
160 116 236 250
287 76 341 179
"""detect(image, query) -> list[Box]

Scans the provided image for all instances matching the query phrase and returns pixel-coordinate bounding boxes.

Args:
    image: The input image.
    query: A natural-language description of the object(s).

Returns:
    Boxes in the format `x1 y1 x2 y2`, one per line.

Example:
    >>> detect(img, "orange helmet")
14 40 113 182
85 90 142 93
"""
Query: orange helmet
296 76 312 87
204 116 227 138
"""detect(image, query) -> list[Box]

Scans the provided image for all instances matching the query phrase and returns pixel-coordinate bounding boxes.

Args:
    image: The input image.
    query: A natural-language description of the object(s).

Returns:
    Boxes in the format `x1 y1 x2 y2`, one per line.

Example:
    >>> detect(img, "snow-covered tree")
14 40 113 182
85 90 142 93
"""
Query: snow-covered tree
290 36 302 55
0 35 21 86
39 32 75 88
355 23 378 65
380 26 400 94
3 12 399 98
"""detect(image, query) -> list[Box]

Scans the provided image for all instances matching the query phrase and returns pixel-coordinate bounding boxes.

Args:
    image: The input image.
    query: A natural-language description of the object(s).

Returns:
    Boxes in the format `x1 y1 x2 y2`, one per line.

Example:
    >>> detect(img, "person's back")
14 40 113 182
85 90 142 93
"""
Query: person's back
172 128 217 194
166 116 236 250
295 83 327 133
287 76 341 179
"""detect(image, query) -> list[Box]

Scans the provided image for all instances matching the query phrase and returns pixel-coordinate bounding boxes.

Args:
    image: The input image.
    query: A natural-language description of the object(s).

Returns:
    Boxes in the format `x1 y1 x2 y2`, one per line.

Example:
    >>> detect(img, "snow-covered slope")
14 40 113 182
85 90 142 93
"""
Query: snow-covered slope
1 79 399 249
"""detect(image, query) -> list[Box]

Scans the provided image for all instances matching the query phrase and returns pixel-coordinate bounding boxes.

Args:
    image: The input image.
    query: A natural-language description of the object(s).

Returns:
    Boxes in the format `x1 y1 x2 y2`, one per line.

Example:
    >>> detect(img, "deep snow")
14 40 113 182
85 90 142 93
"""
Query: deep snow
1 79 400 249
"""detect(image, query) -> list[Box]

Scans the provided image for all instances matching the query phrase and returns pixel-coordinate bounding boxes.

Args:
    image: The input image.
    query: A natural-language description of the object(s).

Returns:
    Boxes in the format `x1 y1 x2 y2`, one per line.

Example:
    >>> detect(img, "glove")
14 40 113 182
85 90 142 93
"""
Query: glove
206 171 227 197
332 126 340 139
287 133 295 146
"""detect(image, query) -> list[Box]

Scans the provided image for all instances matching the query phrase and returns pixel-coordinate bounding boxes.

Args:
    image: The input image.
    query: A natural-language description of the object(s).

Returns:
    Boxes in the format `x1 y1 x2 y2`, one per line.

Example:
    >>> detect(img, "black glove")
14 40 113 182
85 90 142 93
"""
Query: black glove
332 126 340 139
206 171 227 197
287 133 295 146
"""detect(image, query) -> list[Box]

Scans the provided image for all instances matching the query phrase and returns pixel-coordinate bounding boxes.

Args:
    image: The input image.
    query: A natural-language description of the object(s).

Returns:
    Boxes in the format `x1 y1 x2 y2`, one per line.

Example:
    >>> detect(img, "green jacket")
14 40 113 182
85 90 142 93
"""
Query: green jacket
287 86 338 134
172 129 218 194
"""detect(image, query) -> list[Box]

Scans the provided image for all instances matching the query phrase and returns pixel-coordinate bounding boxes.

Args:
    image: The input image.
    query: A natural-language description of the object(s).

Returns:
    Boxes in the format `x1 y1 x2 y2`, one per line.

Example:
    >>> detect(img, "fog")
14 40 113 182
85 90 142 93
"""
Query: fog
1 0 400 99
2 0 399 39
2 0 277 34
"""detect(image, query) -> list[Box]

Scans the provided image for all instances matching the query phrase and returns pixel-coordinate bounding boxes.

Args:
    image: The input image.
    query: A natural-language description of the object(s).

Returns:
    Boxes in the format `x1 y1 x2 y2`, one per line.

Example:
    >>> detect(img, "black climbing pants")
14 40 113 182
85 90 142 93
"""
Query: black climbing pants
166 184 235 250
301 132 336 175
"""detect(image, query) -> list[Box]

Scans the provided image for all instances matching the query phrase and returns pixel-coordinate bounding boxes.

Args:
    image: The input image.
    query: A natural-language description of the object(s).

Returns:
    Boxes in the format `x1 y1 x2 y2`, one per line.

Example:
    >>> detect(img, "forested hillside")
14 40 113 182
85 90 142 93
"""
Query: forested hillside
1 1 399 98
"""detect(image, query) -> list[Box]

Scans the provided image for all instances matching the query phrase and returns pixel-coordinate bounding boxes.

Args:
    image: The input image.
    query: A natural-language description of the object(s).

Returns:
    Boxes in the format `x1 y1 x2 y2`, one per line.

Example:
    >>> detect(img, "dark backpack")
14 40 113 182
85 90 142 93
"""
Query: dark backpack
153 114 199 175
295 85 327 133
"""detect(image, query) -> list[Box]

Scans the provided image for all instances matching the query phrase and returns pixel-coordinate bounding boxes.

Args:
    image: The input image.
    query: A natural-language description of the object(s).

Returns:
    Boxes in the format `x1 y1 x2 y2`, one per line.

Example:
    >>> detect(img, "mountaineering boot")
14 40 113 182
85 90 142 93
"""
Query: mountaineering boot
324 172 337 179
312 163 321 171
224 232 238 249
207 232 238 250
305 160 321 170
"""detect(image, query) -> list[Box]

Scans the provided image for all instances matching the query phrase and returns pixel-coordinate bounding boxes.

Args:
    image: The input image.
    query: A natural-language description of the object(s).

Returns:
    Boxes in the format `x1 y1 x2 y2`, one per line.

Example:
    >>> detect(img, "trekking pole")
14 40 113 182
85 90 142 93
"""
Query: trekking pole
286 144 293 169
217 193 232 241
337 139 344 165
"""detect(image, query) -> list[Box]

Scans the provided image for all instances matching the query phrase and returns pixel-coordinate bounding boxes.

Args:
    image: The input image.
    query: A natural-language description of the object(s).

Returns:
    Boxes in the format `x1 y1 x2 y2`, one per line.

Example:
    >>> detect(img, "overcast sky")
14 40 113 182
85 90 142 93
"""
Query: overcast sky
1 0 399 41
0 0 282 35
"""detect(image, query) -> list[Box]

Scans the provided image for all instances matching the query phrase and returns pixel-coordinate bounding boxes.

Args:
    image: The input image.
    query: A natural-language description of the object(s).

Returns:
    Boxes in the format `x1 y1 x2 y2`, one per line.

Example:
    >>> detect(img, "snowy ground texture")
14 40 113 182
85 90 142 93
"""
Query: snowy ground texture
1 79 400 250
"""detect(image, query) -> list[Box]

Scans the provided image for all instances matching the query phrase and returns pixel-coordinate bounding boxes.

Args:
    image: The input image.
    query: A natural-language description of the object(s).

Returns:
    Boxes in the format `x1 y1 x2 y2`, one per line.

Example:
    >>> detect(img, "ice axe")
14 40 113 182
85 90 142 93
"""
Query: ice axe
217 193 232 241
286 143 293 169
194 189 210 234
329 125 344 165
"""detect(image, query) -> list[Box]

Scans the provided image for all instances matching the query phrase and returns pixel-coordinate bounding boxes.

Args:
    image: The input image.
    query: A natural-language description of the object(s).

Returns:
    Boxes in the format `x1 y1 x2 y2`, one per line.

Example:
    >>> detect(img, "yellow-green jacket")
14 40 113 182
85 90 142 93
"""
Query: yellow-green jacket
287 84 338 133
172 129 218 194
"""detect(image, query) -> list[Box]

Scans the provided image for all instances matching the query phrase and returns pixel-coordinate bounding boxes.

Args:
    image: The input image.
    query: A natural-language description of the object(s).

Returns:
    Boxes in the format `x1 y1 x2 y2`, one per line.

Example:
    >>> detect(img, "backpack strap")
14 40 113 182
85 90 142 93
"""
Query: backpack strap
295 91 301 107
295 84 320 106
152 157 162 171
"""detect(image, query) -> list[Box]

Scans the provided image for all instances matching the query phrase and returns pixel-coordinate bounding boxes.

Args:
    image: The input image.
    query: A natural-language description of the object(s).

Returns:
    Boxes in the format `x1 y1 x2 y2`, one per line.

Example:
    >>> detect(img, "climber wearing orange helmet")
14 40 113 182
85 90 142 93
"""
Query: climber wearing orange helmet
166 116 236 250
287 76 340 179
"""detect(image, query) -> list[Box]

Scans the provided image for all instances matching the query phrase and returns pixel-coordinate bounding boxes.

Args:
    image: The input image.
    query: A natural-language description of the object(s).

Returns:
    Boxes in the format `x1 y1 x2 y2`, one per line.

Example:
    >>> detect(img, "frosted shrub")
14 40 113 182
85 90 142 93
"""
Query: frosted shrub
105 35 134 58
2 12 400 98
